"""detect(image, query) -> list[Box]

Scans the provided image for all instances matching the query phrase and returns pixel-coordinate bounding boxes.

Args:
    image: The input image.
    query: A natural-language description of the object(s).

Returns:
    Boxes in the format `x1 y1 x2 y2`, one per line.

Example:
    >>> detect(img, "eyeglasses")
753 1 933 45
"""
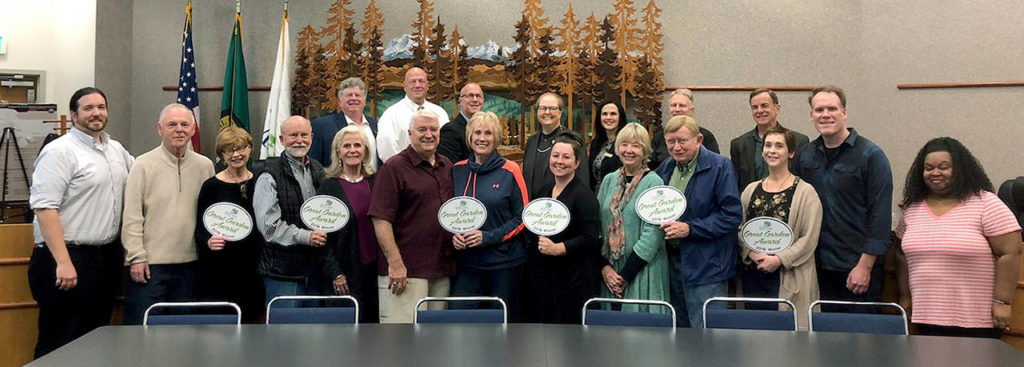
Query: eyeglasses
538 106 560 112
460 93 484 99
225 146 251 156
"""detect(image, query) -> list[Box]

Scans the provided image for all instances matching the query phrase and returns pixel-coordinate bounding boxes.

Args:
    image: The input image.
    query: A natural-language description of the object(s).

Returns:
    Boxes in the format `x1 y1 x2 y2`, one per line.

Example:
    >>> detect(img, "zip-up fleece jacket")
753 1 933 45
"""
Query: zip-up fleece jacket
451 150 529 270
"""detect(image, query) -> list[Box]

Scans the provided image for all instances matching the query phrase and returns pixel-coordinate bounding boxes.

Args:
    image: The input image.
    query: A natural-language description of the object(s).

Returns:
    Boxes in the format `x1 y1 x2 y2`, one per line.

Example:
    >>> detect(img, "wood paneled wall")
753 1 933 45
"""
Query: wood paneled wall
0 224 38 367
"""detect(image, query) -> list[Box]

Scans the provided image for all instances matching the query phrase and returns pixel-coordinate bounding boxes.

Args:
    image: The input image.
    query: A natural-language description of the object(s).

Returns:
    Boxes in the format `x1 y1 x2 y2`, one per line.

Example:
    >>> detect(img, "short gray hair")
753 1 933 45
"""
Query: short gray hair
409 109 440 131
337 77 367 98
665 88 694 103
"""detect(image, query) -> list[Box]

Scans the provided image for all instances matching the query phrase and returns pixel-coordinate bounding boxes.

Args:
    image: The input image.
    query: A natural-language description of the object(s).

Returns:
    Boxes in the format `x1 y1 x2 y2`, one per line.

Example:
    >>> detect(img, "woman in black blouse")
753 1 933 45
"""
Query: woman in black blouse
523 131 602 323
194 127 264 323
588 102 626 192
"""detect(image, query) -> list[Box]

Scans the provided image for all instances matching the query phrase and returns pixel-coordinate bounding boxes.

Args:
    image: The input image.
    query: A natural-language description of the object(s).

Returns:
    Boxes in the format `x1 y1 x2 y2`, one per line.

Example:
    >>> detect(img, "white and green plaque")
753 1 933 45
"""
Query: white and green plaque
437 196 487 234
300 195 350 233
740 216 795 254
202 202 253 241
635 185 688 225
522 198 571 236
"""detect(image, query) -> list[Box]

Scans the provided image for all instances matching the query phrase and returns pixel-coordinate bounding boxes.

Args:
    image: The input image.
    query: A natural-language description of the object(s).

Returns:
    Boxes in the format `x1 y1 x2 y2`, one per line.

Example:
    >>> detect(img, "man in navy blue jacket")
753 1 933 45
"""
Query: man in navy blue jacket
653 115 743 328
310 77 378 169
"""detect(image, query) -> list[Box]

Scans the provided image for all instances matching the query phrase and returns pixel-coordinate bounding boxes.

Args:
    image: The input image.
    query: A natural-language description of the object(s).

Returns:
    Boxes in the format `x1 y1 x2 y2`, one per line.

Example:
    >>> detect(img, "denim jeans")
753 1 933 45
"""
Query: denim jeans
669 278 728 328
263 276 324 308
123 262 198 325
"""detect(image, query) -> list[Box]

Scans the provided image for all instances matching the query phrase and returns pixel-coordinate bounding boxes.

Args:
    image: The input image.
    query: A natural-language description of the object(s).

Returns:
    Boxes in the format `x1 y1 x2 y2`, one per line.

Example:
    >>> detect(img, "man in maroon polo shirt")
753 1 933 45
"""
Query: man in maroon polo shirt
369 109 456 323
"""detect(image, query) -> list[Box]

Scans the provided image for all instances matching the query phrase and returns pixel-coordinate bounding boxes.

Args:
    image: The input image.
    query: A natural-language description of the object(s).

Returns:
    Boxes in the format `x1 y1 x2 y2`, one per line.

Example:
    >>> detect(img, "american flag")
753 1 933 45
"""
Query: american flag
176 1 201 151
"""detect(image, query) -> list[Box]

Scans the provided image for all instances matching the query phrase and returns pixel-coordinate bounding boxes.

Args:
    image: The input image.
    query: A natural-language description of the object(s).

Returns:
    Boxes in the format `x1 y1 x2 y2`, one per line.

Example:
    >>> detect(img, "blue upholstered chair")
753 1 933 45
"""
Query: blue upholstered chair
702 297 797 331
266 295 359 324
143 302 241 326
582 298 676 328
808 300 908 335
413 297 507 324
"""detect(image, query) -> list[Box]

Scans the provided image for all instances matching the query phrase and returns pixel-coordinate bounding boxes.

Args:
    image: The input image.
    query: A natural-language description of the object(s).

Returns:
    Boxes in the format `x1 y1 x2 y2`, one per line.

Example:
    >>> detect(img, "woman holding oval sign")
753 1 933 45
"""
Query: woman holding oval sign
194 127 264 323
738 126 822 330
522 131 602 324
449 112 529 318
596 123 670 312
317 125 377 322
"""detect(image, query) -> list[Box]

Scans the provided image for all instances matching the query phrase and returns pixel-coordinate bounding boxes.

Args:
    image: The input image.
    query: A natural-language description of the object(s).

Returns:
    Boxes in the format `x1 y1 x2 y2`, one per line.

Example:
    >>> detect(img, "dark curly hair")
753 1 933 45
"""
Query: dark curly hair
903 137 992 205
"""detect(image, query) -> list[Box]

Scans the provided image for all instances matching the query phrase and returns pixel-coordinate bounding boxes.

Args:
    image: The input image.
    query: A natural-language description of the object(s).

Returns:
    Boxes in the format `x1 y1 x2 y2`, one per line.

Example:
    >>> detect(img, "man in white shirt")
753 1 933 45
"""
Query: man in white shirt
375 67 450 162
28 87 134 357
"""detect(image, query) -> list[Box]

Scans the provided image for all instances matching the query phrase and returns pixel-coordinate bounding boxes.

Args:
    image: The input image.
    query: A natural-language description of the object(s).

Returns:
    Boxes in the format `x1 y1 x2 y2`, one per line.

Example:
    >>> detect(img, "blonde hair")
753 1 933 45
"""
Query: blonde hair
663 115 701 136
614 123 652 161
215 126 253 158
324 125 376 178
465 111 503 148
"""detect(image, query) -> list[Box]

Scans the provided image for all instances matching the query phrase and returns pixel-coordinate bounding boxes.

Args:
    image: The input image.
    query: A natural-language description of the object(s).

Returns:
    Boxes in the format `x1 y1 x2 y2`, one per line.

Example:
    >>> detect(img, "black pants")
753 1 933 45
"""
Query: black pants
27 243 122 358
914 323 1003 339
741 263 781 310
358 261 379 323
816 262 884 313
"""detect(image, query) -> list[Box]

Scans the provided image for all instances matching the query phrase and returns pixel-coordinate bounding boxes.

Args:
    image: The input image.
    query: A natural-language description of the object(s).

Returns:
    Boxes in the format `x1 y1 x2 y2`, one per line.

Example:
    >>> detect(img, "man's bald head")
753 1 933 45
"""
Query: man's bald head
279 115 313 158
404 67 429 104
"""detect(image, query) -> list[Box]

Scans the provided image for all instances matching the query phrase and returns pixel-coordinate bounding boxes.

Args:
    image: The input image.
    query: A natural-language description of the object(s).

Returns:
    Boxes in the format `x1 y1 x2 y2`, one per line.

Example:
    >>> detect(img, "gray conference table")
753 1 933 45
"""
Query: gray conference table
26 323 1024 367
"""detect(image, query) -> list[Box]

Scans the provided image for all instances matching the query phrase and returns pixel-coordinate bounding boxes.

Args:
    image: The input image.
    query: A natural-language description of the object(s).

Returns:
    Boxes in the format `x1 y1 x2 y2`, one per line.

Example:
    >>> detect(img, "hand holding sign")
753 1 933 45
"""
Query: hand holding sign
740 217 795 254
438 196 487 234
635 186 687 225
522 198 571 236
300 195 350 233
203 202 254 242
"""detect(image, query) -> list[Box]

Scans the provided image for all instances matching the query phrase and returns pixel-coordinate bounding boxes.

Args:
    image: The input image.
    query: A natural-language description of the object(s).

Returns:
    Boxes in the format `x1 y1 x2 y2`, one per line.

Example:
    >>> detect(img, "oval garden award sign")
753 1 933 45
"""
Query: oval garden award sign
202 202 253 241
740 216 795 254
635 185 687 225
437 196 487 234
522 198 571 236
300 195 350 232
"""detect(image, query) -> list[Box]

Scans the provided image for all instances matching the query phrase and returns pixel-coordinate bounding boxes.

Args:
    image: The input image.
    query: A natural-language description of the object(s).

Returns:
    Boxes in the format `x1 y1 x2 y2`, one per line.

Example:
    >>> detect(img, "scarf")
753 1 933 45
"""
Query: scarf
606 167 649 260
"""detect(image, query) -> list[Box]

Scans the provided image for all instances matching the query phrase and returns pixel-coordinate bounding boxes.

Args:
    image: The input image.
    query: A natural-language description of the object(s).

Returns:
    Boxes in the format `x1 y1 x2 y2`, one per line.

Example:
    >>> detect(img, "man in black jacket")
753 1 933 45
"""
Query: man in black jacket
254 116 337 307
438 82 485 163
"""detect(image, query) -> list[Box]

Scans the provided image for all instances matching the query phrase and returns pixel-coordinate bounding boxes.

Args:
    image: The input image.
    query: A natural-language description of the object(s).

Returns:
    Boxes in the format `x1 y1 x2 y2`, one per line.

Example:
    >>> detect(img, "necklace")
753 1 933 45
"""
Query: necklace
535 127 561 153
765 173 791 192
341 172 364 183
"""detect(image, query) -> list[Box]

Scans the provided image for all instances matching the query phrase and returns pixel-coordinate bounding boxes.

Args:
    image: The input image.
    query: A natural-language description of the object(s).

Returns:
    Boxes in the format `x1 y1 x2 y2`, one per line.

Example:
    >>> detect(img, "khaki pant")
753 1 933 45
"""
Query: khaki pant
378 276 450 324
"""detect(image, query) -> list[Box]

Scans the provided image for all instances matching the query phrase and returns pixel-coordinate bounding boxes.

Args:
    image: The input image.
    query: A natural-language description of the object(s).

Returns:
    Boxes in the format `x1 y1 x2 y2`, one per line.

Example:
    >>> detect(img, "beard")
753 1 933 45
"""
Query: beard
285 144 310 158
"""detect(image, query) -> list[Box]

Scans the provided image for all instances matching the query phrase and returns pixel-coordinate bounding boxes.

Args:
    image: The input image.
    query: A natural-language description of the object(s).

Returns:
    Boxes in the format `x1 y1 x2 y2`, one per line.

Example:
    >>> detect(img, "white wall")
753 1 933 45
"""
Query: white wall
0 0 96 115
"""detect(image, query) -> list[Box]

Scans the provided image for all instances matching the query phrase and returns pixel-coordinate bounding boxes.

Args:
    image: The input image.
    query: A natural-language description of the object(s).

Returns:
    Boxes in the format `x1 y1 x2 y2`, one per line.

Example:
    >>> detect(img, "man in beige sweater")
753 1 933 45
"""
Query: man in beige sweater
121 103 214 324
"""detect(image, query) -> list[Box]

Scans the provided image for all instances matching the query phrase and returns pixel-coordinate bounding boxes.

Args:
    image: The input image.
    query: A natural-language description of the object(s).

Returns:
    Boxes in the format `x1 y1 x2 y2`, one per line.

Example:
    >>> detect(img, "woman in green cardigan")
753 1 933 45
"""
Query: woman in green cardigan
596 123 670 312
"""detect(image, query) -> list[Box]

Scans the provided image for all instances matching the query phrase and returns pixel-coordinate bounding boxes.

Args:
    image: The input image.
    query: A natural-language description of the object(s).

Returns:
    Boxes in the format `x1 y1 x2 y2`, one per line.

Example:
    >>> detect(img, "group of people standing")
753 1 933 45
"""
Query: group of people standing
26 71 1022 358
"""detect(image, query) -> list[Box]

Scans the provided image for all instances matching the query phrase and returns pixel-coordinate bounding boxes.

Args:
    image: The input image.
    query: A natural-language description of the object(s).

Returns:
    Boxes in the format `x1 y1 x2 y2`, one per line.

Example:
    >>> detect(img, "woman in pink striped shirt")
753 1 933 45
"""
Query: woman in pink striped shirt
895 137 1021 338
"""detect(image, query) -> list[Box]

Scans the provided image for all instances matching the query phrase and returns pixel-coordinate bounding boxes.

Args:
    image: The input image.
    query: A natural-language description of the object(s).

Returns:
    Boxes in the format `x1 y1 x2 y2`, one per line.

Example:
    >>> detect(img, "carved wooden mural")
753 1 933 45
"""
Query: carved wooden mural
292 0 665 148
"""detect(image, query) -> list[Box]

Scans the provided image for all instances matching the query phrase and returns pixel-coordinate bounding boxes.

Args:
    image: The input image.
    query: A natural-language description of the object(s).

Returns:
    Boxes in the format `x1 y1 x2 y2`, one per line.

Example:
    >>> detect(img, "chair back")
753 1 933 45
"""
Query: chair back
808 300 908 335
266 295 359 324
414 297 507 324
143 302 241 326
702 297 797 331
582 298 676 328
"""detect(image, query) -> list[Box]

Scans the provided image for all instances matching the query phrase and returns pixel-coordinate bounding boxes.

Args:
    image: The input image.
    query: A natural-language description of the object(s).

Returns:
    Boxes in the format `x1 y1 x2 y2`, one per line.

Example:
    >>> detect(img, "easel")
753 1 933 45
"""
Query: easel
0 126 29 223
